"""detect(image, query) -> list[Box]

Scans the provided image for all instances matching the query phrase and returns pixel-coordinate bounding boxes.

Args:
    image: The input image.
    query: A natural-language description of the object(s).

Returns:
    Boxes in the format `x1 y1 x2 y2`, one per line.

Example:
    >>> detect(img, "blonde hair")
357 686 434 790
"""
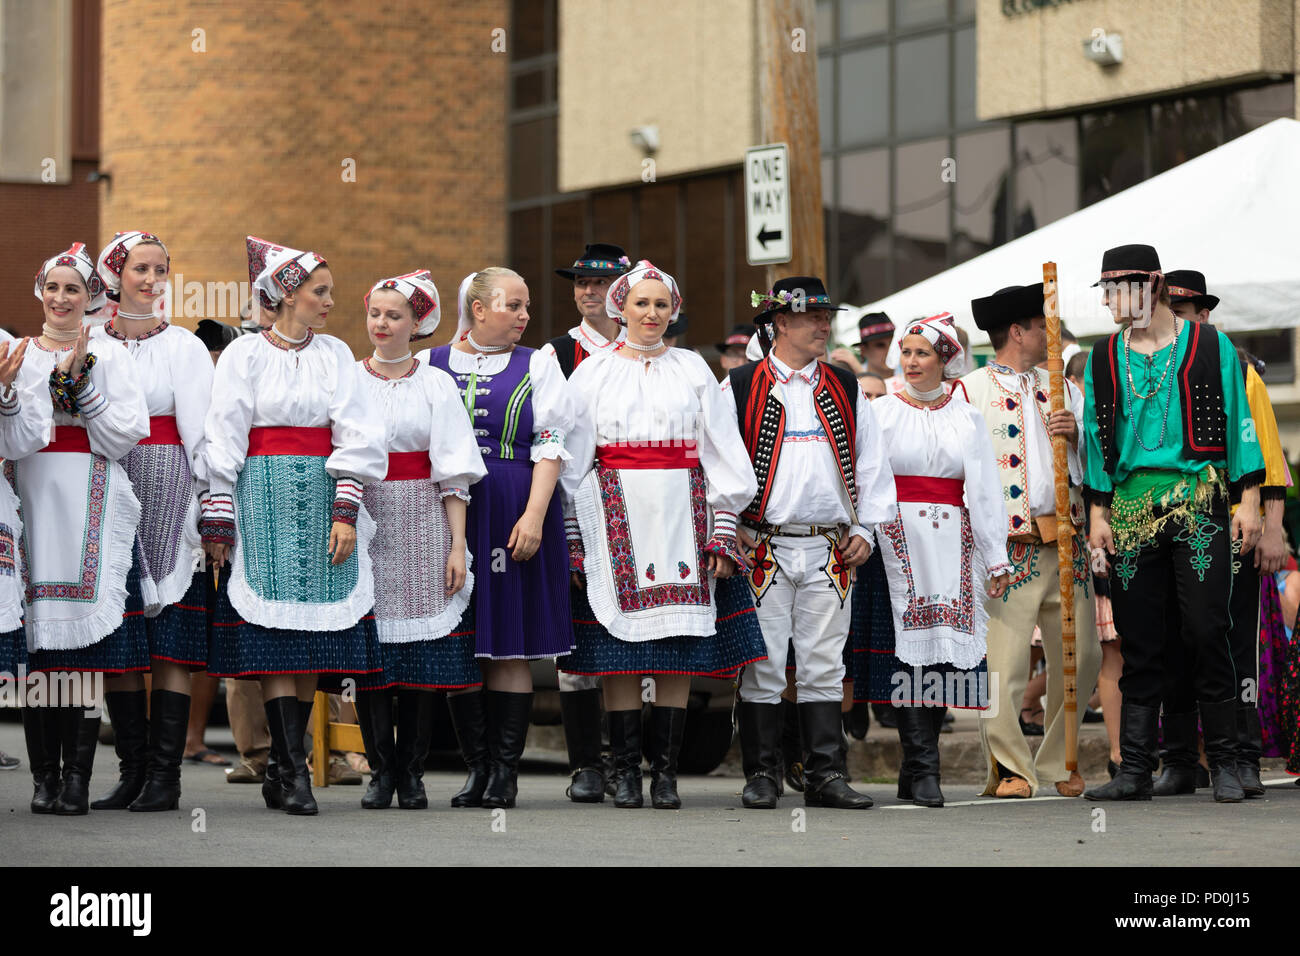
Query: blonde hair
458 266 523 327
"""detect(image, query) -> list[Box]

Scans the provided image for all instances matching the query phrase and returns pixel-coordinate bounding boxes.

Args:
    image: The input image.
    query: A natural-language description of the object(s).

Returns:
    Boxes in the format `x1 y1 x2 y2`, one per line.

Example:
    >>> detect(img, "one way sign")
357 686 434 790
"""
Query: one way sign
744 143 792 266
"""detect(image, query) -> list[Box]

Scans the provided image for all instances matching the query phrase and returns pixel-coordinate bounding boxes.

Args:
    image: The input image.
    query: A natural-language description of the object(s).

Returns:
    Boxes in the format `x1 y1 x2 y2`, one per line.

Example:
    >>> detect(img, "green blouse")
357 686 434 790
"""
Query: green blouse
1083 320 1264 496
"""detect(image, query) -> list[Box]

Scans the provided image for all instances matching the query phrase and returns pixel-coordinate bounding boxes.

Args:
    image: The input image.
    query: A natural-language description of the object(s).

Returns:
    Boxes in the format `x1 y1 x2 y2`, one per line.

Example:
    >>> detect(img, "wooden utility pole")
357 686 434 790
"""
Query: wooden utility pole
756 0 826 287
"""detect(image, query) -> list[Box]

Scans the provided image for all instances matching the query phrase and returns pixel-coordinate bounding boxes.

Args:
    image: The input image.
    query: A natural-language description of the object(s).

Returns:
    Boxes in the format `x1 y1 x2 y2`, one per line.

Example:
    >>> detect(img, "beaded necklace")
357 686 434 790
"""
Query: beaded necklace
1121 319 1180 452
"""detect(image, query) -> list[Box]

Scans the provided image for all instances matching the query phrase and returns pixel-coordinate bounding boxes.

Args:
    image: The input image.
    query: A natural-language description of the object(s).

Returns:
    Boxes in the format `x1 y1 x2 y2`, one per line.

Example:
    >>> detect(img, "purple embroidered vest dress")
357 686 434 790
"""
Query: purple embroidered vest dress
427 346 573 659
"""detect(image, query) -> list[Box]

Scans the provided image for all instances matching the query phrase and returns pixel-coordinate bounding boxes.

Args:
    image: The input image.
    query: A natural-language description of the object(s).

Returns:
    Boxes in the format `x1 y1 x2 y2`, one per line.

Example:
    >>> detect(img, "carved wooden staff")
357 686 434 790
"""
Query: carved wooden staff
1042 262 1079 782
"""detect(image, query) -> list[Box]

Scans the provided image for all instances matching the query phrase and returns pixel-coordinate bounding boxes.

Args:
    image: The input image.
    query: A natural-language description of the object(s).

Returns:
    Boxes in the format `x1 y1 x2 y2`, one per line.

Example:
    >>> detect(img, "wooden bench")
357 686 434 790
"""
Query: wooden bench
310 690 365 788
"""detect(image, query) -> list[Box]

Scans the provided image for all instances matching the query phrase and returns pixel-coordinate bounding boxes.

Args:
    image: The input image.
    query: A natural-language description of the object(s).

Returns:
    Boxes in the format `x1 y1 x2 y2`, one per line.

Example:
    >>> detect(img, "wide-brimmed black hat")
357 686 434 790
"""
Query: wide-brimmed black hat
716 322 755 353
1092 243 1162 286
555 242 631 280
857 312 894 344
970 283 1046 332
751 276 847 326
666 312 688 339
1165 270 1220 312
195 318 248 352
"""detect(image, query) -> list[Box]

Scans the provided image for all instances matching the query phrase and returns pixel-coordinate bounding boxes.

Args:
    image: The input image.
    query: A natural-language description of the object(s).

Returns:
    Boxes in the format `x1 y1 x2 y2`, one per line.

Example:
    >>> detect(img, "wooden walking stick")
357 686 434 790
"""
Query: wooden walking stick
1043 263 1082 792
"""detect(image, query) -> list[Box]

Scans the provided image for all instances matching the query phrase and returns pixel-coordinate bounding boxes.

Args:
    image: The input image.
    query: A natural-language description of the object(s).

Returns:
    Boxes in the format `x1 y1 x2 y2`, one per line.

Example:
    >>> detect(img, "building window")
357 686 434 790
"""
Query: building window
1235 330 1294 386
895 32 950 140
1012 118 1079 237
839 45 890 146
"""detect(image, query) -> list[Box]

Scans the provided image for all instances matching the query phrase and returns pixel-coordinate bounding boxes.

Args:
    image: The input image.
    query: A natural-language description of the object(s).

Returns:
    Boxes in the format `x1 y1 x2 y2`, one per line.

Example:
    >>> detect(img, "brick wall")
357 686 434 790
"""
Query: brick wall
100 0 508 354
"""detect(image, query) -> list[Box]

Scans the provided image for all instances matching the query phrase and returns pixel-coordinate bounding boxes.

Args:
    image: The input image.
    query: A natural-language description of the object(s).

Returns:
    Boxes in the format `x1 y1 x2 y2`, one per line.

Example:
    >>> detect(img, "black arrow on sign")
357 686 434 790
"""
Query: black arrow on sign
756 224 783 248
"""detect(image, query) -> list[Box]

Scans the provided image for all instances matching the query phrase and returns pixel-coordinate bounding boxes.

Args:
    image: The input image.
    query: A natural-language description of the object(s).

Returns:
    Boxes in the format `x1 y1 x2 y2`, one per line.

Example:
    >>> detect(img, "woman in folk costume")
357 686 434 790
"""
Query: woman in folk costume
421 268 575 810
203 237 387 816
10 244 150 815
870 312 1011 808
80 231 214 813
560 260 766 809
353 271 486 810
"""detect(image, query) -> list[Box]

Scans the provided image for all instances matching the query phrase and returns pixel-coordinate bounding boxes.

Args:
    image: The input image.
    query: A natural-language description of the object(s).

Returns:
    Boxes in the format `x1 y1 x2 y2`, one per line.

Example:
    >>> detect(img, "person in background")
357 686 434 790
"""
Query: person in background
664 312 688 350
717 323 756 375
856 372 886 401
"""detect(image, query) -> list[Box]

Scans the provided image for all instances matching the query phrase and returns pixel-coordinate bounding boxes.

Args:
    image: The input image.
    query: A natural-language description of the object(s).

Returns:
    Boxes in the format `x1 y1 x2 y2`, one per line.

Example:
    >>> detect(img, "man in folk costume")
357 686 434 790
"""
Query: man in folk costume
722 276 897 810
1082 245 1264 803
1151 270 1289 797
959 284 1100 798
540 242 630 803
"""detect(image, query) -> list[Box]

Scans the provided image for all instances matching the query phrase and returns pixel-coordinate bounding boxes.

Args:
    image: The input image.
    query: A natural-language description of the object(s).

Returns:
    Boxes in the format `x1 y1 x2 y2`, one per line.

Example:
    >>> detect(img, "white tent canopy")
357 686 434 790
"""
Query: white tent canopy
837 118 1300 350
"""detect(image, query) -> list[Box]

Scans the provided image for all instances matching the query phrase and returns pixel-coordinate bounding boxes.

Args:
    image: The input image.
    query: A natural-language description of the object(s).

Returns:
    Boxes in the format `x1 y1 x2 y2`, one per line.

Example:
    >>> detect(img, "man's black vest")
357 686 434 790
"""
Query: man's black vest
545 333 589 379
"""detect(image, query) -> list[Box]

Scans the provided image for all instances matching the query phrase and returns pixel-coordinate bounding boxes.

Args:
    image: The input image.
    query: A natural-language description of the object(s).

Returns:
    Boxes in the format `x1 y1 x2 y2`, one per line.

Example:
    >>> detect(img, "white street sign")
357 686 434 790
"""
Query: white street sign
745 143 792 266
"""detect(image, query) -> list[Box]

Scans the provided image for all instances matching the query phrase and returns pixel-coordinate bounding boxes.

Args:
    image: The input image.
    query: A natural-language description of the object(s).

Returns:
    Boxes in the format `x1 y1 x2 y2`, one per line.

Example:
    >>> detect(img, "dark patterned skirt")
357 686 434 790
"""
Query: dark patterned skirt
466 459 574 660
560 575 767 678
0 626 27 678
26 559 151 674
143 571 209 670
850 549 891 703
206 568 384 691
375 613 481 690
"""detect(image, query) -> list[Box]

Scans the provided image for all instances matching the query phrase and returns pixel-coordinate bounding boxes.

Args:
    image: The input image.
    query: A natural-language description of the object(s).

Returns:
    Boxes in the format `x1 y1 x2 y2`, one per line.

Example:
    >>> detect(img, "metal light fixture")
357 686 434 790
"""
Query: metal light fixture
1082 31 1123 66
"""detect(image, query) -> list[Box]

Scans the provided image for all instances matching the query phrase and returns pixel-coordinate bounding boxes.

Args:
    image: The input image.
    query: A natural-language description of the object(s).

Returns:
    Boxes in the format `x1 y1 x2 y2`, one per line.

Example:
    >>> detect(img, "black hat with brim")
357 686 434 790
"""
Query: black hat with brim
857 311 894 343
1092 243 1163 287
752 275 847 326
715 322 755 353
666 312 689 338
555 242 631 279
970 283 1046 332
195 318 247 352
1165 269 1220 312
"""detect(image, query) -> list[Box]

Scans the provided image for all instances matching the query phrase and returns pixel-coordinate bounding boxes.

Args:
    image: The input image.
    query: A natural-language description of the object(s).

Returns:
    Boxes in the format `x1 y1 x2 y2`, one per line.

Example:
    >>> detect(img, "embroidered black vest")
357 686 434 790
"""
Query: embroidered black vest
545 333 589 380
729 358 857 525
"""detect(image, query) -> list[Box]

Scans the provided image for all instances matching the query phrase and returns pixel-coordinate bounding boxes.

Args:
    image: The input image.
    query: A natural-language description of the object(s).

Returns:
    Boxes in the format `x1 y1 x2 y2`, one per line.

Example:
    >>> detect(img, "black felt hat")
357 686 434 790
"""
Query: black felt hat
1092 244 1163 286
666 312 688 338
715 322 755 353
555 242 631 280
195 318 247 352
857 312 894 344
751 276 847 326
970 283 1046 332
1165 270 1220 312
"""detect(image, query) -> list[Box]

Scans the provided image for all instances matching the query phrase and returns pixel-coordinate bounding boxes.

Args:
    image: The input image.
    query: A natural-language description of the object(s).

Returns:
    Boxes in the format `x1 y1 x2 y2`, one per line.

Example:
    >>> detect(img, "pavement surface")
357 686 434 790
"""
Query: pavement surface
2 718 1297 866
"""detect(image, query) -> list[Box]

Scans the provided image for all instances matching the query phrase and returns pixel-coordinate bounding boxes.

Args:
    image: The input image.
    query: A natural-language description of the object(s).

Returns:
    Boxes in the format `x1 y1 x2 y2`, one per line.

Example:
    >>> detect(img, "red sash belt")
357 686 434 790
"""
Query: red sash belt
384 451 432 481
247 426 333 457
895 475 964 506
138 415 182 446
596 442 700 470
40 426 92 454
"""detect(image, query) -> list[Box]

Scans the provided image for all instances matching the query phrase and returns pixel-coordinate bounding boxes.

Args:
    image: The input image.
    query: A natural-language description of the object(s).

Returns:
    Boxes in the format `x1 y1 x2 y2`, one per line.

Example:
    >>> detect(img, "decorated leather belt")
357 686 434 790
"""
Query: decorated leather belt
138 415 182 446
246 426 333 457
39 425 92 454
384 450 432 481
895 474 964 506
596 442 700 470
748 522 844 538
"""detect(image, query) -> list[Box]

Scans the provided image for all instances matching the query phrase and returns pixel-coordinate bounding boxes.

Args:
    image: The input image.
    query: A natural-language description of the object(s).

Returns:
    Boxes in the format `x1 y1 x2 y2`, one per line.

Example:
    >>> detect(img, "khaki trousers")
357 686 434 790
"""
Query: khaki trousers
226 678 270 757
978 539 1100 796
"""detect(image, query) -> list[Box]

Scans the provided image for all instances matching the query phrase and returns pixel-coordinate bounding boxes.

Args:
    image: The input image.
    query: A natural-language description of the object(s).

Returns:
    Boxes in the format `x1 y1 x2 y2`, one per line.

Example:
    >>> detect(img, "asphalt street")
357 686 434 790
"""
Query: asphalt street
2 720 1297 866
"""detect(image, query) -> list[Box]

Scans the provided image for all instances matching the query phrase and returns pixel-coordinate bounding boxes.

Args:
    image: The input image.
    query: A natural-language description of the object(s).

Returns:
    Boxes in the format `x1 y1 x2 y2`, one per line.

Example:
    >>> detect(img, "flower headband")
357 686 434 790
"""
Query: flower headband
749 289 835 310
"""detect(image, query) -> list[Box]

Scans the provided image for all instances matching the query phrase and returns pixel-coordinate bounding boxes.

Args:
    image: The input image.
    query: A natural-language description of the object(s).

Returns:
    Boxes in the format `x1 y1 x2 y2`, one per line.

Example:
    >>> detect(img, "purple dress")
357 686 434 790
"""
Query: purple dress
427 346 573 660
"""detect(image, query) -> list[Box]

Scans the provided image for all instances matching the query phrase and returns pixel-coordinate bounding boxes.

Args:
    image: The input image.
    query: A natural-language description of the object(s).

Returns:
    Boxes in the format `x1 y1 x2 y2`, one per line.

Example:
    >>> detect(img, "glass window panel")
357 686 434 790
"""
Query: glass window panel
1080 107 1147 207
894 138 950 289
592 191 634 250
685 177 727 349
1224 81 1295 139
895 33 949 139
895 0 947 30
636 182 679 270
511 0 547 61
954 25 976 128
550 200 587 335
1152 97 1222 174
1012 118 1078 236
843 0 888 38
819 54 834 149
816 0 834 47
509 208 544 343
509 116 554 200
512 69 548 110
837 148 891 304
954 128 1011 263
839 45 889 146
1234 330 1294 385
955 0 977 18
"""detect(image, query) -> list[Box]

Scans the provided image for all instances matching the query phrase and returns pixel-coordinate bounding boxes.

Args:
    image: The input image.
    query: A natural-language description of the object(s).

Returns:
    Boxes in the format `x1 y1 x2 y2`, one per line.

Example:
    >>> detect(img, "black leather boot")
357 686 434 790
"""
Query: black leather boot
1151 710 1200 796
560 688 606 803
265 696 317 815
801 701 872 809
1085 701 1158 801
1200 698 1245 803
738 701 782 809
779 698 805 792
649 706 686 809
1236 707 1265 797
262 737 283 809
23 705 62 813
447 691 491 807
395 689 433 809
895 705 942 807
54 706 101 815
130 689 190 811
608 709 643 808
357 690 396 809
91 690 149 809
482 690 531 809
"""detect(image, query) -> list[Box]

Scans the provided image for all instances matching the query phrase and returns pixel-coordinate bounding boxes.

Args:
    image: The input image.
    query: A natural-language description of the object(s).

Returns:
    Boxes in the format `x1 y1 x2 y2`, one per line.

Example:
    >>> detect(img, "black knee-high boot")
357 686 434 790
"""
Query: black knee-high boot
264 696 317 815
1236 707 1265 797
130 689 190 811
738 701 782 809
1085 701 1158 801
23 705 62 814
1152 710 1200 796
357 690 396 809
608 709 643 808
649 706 686 810
895 705 942 808
395 689 433 809
482 690 532 809
54 706 101 815
447 691 490 807
560 688 606 803
91 690 149 809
